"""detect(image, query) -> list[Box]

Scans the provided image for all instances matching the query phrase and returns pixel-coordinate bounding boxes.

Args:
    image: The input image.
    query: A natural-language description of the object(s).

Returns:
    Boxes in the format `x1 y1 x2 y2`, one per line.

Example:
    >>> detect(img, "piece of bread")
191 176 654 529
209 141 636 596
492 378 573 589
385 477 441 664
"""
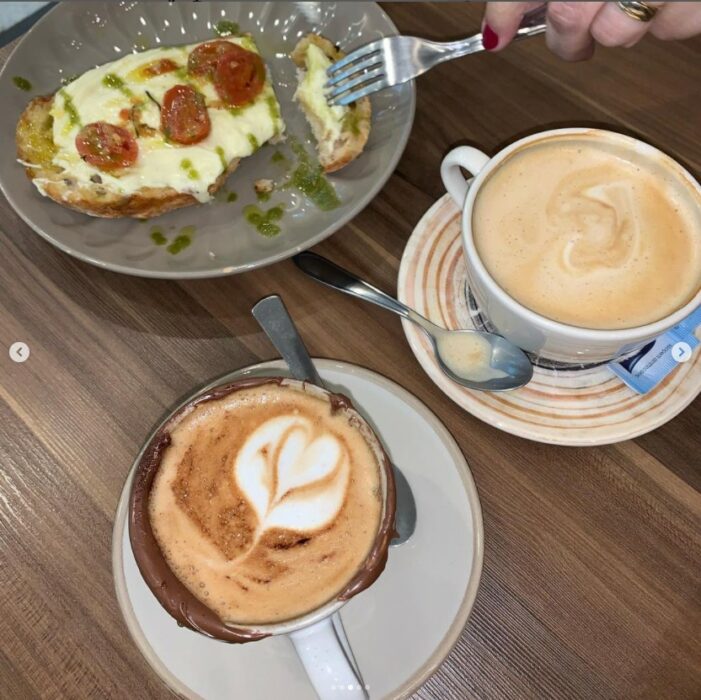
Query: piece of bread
292 34 371 173
16 95 239 219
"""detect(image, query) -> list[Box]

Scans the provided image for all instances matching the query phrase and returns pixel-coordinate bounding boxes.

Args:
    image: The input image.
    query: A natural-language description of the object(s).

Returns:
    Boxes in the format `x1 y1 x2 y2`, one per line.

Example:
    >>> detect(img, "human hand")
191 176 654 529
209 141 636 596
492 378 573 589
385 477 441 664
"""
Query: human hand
482 1 701 61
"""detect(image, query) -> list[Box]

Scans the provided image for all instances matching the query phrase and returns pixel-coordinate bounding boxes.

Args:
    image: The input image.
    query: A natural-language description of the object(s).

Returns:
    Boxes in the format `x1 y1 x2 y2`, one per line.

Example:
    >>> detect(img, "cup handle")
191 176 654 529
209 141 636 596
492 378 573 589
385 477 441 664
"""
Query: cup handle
440 146 490 207
289 615 368 699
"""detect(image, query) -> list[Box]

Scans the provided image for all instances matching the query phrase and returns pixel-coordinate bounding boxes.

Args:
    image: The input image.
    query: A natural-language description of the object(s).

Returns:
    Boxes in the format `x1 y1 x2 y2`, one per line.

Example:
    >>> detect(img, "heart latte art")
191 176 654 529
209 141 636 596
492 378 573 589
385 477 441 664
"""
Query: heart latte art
143 380 387 626
235 415 350 535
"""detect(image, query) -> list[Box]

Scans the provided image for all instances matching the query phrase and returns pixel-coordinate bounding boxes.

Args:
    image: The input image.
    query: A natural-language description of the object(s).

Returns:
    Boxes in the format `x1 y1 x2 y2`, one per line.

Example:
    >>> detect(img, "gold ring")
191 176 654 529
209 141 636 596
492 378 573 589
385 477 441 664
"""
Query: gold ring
616 0 659 22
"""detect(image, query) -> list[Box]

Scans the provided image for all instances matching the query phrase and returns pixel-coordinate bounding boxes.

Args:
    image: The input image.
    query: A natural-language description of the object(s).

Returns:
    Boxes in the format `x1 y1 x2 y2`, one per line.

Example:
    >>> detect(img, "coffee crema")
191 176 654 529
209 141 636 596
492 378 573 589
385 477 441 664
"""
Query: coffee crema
129 378 394 637
472 133 701 329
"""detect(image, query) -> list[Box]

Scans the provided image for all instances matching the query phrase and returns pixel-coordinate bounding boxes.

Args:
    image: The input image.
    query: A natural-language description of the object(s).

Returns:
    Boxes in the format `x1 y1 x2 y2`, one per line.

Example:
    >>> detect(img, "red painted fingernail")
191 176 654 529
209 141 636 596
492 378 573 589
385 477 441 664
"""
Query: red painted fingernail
482 24 499 51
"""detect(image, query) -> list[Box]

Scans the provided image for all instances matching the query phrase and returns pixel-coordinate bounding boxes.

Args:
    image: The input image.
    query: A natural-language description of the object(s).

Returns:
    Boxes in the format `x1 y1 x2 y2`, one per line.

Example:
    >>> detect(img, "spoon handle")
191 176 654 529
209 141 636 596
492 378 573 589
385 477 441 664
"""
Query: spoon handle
294 251 414 321
251 295 323 386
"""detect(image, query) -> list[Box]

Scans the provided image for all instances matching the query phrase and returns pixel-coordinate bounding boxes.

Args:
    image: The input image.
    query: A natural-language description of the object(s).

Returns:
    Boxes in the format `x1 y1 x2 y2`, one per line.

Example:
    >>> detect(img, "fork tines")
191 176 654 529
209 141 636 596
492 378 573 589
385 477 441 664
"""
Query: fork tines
325 39 388 106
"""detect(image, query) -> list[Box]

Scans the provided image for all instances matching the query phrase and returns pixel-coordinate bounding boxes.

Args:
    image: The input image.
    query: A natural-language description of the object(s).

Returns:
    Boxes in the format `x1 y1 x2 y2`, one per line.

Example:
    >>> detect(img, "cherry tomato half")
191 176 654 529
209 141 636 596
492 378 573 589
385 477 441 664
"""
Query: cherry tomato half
213 45 265 107
161 84 211 145
75 122 138 171
187 40 239 77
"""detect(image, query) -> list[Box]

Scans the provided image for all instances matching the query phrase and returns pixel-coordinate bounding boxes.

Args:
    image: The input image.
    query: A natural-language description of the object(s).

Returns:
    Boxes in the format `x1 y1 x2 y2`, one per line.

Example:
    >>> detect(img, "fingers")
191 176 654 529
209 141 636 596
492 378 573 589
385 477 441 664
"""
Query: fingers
590 1 664 48
545 2 603 61
482 1 541 50
650 1 701 40
482 0 693 60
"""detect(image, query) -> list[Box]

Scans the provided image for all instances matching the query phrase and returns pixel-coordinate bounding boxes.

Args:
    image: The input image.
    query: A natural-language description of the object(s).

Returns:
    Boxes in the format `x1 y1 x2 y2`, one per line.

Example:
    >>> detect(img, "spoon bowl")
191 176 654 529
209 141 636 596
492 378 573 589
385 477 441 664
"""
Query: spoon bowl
294 252 533 391
431 328 533 391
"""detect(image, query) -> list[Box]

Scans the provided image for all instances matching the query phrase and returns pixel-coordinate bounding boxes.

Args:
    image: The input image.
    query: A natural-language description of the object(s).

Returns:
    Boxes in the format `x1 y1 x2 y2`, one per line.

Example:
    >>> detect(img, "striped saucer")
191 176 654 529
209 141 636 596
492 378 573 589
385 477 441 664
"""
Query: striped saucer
397 194 701 446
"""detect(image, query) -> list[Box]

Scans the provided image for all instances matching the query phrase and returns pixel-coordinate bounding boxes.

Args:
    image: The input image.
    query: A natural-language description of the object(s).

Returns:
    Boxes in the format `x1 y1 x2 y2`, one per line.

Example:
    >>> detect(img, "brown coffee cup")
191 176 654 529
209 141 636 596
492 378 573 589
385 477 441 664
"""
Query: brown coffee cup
129 376 395 698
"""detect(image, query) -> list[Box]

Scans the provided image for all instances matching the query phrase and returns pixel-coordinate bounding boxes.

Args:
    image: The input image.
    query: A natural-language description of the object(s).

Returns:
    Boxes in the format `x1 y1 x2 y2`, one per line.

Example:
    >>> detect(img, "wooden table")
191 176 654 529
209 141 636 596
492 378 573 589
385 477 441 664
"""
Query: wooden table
1 3 700 698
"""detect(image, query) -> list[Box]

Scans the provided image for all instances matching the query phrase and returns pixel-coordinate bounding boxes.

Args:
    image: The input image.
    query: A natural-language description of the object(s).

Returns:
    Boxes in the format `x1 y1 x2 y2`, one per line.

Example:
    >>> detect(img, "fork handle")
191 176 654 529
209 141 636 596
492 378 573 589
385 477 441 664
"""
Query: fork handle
431 5 547 62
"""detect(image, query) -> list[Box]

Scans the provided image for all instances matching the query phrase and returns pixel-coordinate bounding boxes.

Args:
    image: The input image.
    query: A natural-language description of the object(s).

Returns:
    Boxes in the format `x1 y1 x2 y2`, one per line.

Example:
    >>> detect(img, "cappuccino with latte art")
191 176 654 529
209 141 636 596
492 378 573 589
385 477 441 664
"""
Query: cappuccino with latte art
130 378 394 634
472 133 701 330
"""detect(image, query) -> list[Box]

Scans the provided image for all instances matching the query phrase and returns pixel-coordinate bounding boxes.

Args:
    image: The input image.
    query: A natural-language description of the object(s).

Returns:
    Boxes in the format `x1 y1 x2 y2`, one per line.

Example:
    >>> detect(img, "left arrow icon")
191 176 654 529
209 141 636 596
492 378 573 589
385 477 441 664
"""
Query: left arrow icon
9 342 30 363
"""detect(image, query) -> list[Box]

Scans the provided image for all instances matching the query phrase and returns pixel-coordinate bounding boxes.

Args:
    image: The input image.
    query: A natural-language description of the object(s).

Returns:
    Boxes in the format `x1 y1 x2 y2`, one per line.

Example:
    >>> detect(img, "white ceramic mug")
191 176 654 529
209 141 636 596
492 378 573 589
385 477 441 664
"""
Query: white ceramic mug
440 128 701 363
256 598 370 700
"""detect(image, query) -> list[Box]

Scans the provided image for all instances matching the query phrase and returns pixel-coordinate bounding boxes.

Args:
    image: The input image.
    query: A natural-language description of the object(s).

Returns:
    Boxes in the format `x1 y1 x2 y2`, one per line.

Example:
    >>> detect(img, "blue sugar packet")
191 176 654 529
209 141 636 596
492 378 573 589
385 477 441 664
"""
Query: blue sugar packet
609 306 701 394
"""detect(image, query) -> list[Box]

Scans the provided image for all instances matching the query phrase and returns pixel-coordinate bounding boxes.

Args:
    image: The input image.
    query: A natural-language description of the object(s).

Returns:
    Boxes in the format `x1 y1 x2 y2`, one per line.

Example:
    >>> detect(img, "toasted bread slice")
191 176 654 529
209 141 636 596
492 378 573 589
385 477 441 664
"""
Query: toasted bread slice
292 34 371 173
16 95 239 219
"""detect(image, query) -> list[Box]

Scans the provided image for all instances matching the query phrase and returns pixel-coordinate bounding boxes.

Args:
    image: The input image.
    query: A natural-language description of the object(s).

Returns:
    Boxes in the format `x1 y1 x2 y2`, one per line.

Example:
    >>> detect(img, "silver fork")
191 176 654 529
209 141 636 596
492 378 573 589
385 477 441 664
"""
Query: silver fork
327 6 547 106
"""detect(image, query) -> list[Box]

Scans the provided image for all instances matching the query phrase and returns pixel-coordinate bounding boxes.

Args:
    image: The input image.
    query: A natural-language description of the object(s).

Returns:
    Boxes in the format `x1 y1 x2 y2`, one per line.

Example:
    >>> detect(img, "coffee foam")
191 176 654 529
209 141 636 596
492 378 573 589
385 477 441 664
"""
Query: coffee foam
235 415 350 533
144 381 386 626
473 134 701 329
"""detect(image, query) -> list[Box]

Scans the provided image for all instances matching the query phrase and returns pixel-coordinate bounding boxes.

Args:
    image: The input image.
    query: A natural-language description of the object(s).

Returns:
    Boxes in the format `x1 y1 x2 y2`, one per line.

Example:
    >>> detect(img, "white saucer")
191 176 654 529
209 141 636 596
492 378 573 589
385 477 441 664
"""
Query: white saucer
398 195 701 446
112 359 484 699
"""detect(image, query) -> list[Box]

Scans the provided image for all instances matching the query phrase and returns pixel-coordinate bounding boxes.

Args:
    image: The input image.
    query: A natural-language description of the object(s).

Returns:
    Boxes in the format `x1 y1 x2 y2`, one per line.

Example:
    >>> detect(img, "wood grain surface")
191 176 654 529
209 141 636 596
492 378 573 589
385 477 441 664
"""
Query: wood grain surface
1 3 700 699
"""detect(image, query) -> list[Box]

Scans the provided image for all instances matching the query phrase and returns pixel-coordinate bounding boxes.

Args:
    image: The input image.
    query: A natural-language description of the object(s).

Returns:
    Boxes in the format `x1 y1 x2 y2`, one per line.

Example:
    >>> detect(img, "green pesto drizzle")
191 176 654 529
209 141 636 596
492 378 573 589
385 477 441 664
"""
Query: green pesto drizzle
166 236 191 255
290 162 339 210
173 66 199 88
150 227 167 246
215 146 227 170
247 134 260 152
266 95 282 133
12 76 32 91
289 138 307 161
228 106 245 118
59 89 81 127
214 20 241 37
244 204 284 237
214 188 238 203
265 95 281 122
285 139 340 211
180 158 199 180
271 150 286 164
102 72 133 97
167 225 196 255
256 189 271 203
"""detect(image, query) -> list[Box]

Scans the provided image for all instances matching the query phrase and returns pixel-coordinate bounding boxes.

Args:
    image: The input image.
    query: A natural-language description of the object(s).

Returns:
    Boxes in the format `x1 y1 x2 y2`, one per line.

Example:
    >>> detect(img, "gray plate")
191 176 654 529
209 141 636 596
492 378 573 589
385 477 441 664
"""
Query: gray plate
0 2 414 278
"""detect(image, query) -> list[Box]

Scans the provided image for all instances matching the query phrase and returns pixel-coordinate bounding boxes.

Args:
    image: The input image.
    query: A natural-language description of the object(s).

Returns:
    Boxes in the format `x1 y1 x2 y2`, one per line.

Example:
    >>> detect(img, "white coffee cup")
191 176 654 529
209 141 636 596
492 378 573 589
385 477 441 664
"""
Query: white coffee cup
440 128 701 363
253 599 370 699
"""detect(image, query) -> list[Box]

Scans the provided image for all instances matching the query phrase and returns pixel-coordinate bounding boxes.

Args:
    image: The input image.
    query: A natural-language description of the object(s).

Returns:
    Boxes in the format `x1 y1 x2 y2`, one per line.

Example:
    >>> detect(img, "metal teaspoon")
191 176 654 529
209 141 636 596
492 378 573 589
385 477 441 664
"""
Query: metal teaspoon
294 252 533 391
